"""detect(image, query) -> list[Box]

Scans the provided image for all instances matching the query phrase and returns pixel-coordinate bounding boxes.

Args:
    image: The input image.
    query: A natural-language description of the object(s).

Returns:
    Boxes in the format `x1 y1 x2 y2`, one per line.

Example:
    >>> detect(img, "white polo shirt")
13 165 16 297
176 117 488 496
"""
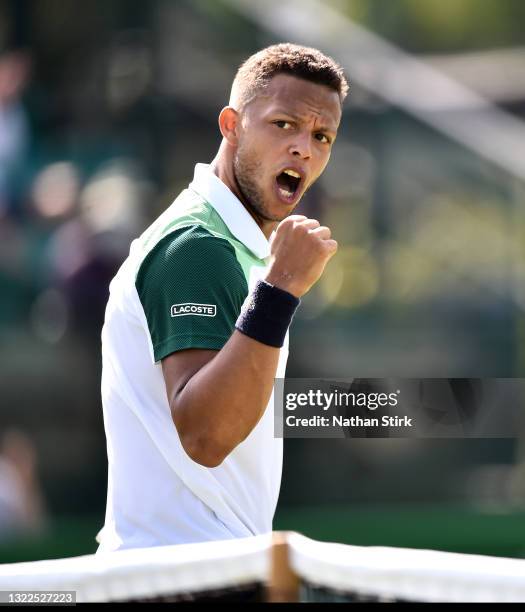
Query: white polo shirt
97 164 288 552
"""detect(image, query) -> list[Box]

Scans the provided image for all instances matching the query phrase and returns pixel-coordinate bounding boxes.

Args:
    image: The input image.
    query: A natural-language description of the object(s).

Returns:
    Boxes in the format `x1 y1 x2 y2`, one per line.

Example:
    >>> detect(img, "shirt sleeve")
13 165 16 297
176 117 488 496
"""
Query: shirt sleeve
136 225 249 362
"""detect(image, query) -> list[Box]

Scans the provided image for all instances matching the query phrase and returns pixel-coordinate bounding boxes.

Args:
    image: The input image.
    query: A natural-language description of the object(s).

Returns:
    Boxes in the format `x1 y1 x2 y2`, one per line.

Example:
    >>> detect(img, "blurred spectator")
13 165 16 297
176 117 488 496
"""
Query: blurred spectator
44 159 148 343
0 429 47 541
0 50 30 215
0 50 33 330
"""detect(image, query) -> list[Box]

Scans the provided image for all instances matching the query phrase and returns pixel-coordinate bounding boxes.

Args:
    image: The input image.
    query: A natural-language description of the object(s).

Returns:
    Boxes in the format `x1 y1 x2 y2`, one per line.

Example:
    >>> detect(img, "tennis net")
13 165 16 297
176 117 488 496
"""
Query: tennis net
287 533 525 603
0 535 270 602
1 532 525 603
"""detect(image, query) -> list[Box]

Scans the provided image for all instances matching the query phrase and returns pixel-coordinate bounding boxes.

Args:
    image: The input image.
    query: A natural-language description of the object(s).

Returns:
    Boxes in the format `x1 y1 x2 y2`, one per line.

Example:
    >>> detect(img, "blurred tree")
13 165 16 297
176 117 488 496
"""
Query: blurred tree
337 0 525 52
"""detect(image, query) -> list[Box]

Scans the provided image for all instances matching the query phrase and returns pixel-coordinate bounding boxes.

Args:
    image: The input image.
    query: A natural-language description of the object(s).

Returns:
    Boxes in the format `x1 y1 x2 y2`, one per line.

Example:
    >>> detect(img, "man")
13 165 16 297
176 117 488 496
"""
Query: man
97 43 348 551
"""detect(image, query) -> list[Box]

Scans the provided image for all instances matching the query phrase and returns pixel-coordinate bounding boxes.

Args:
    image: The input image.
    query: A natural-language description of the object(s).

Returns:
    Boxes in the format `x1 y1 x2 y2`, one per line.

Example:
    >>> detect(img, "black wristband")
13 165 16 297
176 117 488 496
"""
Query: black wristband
235 279 300 348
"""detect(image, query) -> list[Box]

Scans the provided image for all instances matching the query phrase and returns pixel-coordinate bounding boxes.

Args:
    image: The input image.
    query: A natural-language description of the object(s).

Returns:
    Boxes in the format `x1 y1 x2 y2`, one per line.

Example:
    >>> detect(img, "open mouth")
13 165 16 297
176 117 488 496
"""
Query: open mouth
275 169 302 201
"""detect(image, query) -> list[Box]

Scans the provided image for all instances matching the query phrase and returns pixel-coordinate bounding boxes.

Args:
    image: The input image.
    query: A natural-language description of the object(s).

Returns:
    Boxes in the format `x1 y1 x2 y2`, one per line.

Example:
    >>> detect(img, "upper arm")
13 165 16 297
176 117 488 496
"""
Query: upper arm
161 348 218 408
136 225 248 363
135 224 248 403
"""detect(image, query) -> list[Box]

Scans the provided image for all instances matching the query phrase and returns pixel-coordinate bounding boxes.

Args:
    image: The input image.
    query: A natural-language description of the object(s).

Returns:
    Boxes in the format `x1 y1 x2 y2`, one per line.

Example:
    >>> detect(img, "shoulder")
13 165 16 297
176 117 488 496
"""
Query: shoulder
136 225 248 296
138 225 240 278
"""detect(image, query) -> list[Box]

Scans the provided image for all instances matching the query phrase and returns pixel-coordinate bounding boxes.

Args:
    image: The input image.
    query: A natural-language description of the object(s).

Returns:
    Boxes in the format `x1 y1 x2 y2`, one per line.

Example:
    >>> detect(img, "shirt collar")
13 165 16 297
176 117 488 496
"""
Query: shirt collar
188 163 270 260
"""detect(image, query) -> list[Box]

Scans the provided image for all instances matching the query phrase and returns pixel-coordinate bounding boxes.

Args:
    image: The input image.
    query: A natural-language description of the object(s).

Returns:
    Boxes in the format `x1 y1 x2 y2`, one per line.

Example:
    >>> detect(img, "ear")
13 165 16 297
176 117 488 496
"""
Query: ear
218 106 240 146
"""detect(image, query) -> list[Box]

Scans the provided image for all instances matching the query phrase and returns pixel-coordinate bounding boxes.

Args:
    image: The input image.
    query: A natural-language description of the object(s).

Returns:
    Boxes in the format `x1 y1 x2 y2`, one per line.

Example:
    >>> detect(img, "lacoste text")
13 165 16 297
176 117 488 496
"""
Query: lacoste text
170 303 217 317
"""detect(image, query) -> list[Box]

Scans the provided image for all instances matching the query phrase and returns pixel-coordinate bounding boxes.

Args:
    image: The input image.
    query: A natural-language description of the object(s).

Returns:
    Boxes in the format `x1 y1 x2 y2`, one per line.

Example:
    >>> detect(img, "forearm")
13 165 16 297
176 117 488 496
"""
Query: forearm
168 330 280 467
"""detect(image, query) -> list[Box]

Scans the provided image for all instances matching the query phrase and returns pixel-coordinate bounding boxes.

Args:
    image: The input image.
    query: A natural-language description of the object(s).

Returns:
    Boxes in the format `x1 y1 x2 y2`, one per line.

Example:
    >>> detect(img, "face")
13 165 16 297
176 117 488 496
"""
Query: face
232 73 342 223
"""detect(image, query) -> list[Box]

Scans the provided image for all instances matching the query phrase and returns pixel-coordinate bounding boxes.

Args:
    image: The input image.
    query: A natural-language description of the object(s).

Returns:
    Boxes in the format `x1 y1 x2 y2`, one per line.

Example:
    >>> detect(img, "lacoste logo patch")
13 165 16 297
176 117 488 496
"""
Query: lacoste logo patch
170 303 217 317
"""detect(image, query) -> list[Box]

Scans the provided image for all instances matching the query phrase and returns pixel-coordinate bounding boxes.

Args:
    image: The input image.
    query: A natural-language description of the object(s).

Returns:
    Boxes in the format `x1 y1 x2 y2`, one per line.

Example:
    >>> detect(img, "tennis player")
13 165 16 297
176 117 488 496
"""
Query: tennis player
97 43 348 551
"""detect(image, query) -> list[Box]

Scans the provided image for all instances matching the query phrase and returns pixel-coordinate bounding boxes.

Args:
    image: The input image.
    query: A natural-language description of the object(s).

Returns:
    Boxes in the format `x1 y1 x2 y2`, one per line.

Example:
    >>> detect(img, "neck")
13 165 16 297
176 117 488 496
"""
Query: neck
211 141 277 240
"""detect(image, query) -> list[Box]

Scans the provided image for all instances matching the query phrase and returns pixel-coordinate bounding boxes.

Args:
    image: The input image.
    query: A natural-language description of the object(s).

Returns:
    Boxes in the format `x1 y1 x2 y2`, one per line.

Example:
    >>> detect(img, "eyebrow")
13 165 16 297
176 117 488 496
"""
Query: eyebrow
271 109 338 135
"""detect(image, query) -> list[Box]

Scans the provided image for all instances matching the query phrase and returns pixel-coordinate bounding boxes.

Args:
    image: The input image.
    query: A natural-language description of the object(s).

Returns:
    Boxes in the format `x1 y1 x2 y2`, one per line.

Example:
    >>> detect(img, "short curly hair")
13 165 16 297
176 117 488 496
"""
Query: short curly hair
229 43 348 110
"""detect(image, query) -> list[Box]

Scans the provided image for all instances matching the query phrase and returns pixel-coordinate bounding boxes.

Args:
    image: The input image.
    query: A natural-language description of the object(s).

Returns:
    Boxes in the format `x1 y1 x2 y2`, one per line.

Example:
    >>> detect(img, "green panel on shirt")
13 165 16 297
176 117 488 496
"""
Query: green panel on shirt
136 225 249 362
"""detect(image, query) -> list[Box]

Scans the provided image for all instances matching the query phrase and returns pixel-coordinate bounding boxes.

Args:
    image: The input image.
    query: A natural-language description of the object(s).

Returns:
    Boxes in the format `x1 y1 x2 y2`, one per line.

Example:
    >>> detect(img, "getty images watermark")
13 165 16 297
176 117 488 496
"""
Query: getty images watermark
273 379 524 438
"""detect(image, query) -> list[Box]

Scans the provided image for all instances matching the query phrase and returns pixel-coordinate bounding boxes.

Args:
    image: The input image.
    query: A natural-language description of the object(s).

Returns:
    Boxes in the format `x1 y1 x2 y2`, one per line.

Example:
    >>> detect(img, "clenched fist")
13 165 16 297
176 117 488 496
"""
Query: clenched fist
265 215 338 298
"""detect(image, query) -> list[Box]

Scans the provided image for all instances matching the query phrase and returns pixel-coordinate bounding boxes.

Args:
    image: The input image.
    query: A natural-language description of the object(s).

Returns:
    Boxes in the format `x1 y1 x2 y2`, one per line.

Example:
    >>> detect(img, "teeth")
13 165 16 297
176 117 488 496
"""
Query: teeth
283 169 301 179
279 187 293 198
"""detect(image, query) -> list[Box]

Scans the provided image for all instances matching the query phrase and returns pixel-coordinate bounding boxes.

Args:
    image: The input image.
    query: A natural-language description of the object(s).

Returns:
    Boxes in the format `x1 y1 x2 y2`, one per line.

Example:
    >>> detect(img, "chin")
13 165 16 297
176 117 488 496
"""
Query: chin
265 208 295 223
251 193 299 224
278 208 296 221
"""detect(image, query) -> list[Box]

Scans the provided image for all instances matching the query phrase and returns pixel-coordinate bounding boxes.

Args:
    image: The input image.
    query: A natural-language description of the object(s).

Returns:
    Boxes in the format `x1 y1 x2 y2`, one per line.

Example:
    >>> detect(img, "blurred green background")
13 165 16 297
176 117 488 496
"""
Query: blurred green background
1 0 525 562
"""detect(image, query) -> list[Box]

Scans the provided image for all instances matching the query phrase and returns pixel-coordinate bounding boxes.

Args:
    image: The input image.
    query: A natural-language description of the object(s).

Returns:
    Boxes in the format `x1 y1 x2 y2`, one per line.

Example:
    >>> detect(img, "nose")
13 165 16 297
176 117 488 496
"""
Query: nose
289 131 311 160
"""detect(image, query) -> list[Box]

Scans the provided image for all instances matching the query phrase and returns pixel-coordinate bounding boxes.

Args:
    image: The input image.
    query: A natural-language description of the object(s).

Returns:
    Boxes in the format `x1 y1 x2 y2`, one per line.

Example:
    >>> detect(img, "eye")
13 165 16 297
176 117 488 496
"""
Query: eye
274 120 293 130
315 133 331 144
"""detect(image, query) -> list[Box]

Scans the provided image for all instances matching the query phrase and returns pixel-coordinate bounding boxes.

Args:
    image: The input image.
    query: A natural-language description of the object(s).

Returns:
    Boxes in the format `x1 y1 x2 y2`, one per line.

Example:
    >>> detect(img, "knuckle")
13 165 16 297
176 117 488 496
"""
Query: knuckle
304 218 320 227
279 217 294 230
288 215 306 225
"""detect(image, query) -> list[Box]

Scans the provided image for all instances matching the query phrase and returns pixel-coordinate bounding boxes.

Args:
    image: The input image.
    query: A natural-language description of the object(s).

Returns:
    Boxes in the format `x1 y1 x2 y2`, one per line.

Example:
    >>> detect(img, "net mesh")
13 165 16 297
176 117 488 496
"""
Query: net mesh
1 532 525 603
